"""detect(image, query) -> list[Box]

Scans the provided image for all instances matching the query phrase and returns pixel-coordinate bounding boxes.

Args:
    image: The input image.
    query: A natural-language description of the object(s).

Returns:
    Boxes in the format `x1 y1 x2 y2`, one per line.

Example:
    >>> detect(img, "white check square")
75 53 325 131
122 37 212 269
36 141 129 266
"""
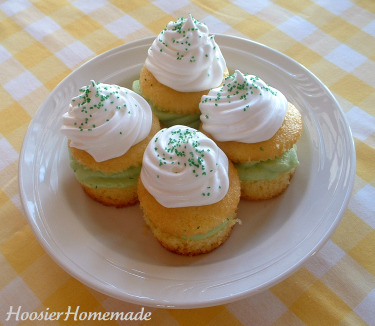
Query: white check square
278 15 317 41
55 41 94 69
228 290 287 325
325 44 367 72
316 0 353 15
153 0 190 14
3 71 42 101
346 106 375 141
25 16 61 41
304 240 346 278
201 15 231 34
354 288 375 326
72 0 108 14
349 184 375 229
233 0 272 14
105 15 143 39
363 20 375 38
0 0 31 16
0 138 18 171
0 276 41 325
0 45 12 64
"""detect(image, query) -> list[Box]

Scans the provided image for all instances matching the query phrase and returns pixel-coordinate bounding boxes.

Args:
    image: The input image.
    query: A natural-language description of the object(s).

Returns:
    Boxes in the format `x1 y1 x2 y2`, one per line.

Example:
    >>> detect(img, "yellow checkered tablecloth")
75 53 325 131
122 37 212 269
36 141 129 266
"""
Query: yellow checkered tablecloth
1 0 374 325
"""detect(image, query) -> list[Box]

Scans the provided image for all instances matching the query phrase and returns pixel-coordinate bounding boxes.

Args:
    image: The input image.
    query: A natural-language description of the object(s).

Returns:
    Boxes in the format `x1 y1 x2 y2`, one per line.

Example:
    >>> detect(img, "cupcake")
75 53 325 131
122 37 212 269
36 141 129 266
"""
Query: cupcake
132 14 228 129
199 70 303 200
61 80 160 207
137 125 241 256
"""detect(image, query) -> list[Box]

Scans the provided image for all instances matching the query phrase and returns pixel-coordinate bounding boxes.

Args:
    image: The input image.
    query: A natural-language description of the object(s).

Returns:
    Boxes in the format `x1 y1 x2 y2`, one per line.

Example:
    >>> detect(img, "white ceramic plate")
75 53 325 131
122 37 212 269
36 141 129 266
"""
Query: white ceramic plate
19 35 355 308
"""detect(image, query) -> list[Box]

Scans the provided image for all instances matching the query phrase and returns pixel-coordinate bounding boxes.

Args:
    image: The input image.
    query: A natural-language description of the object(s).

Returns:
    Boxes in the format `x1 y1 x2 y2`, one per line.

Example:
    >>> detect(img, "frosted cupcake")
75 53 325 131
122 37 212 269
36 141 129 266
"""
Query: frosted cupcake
132 14 228 129
199 70 303 200
61 80 160 207
137 125 241 256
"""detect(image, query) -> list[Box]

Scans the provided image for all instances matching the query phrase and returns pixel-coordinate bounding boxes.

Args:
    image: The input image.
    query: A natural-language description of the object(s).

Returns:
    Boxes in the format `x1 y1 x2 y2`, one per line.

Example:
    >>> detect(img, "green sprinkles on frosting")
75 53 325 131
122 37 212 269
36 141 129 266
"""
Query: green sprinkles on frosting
153 128 216 188
72 80 129 133
202 72 278 111
154 15 217 63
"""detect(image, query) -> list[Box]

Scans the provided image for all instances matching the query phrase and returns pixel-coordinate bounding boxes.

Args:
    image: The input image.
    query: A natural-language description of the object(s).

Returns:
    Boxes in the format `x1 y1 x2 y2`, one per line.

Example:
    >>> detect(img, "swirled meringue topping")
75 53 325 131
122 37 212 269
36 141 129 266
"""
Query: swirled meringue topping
145 14 226 92
200 70 288 143
141 125 229 208
61 80 152 162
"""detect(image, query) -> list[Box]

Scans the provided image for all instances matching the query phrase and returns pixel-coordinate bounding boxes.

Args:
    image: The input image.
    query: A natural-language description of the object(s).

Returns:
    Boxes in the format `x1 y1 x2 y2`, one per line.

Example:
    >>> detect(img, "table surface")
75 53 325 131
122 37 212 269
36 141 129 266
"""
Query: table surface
1 0 374 325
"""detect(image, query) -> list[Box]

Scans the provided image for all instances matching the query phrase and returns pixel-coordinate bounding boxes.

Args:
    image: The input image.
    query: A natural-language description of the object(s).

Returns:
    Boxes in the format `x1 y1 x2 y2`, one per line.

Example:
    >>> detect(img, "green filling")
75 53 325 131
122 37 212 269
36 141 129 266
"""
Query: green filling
132 80 201 129
180 218 231 241
70 155 141 189
235 146 299 182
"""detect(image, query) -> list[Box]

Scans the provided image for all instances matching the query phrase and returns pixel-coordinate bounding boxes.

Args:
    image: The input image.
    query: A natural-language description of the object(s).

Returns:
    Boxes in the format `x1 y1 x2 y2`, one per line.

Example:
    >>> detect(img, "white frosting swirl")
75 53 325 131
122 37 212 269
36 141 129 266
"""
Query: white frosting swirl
141 125 229 208
61 80 152 162
145 14 226 92
200 70 288 143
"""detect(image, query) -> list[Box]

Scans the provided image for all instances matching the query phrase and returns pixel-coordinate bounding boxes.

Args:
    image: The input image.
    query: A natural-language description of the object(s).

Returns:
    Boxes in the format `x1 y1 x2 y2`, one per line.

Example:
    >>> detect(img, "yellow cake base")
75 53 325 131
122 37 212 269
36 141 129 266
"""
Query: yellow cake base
139 66 229 114
138 161 241 255
81 183 138 208
144 214 238 256
240 169 296 201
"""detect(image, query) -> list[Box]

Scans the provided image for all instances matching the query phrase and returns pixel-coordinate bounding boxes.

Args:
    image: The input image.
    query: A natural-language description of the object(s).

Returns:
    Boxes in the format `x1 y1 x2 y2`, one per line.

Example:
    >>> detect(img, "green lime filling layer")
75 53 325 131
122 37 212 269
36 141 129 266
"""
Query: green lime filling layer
70 155 141 189
235 146 299 182
180 218 231 241
132 80 200 129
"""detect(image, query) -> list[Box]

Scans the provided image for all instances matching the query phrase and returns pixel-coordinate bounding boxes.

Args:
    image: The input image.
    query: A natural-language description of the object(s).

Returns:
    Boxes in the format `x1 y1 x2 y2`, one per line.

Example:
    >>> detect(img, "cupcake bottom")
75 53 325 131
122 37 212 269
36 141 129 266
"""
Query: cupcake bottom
240 168 296 201
69 154 142 207
138 161 241 256
81 183 138 207
143 214 238 256
235 146 299 200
